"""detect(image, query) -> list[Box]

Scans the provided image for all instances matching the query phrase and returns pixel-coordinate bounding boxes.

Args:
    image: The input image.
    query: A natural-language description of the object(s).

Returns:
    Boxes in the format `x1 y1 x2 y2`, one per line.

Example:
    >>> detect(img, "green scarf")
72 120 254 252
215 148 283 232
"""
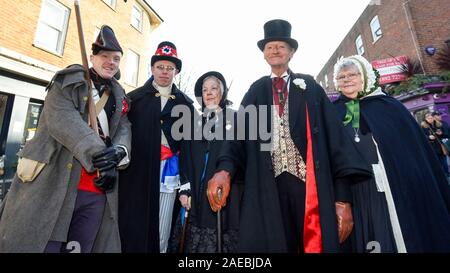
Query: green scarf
343 100 360 129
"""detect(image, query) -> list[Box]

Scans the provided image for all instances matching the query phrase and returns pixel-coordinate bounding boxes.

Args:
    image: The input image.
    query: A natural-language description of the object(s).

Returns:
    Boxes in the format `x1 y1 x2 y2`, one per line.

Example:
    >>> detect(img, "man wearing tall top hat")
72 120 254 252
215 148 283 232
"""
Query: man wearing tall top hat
207 19 372 253
119 41 194 253
0 25 131 253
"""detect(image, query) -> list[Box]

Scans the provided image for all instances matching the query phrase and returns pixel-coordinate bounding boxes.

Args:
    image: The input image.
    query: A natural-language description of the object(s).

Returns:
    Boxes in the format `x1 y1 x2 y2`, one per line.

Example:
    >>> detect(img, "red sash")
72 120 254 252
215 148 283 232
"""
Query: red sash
161 145 174 161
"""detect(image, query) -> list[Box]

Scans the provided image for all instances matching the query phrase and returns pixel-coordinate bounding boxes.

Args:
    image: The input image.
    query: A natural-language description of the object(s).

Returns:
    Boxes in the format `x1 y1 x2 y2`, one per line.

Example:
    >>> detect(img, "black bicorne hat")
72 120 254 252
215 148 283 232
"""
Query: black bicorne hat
92 25 123 55
151 41 182 72
257 19 298 51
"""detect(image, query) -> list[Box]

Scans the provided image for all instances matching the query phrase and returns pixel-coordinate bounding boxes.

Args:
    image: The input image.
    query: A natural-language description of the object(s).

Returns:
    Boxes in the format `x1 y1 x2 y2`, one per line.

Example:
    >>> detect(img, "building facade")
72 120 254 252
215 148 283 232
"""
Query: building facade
0 0 162 201
317 0 450 109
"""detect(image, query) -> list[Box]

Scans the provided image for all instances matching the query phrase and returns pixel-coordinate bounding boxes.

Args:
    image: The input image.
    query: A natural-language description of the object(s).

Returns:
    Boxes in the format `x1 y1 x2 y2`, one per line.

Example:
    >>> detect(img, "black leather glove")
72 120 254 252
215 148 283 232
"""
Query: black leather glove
92 145 126 171
94 165 117 192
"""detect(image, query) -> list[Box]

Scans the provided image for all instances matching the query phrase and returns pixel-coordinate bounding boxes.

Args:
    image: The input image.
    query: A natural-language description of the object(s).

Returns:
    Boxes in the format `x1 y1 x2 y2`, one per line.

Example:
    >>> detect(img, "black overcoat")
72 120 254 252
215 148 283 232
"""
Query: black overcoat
119 78 193 252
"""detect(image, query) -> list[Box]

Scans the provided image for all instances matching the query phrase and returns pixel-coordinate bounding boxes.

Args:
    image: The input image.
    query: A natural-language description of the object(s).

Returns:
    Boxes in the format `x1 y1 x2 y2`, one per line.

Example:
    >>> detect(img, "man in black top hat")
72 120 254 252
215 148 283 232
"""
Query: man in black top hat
207 19 372 253
119 41 194 253
0 25 131 253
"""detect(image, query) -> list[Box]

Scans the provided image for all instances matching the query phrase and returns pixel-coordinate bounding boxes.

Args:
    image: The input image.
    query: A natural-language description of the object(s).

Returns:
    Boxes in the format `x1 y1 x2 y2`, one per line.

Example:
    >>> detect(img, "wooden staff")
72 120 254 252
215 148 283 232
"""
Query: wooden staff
74 0 98 134
217 188 222 253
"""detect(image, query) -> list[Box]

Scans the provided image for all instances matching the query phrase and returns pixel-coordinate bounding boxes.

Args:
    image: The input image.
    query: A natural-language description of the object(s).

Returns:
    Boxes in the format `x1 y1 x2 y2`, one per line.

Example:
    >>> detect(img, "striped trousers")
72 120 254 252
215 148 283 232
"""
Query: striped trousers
158 153 180 253
159 191 176 253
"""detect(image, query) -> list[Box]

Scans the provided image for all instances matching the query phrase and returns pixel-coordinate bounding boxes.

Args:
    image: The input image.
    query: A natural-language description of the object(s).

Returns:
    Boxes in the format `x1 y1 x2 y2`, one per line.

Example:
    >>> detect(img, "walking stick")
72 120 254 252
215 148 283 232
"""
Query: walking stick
179 197 191 253
217 188 223 253
74 0 99 135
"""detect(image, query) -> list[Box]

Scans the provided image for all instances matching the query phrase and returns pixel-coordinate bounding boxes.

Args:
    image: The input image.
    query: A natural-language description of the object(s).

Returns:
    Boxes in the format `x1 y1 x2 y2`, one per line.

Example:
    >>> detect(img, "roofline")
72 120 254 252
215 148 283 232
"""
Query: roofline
142 0 164 23
316 4 371 79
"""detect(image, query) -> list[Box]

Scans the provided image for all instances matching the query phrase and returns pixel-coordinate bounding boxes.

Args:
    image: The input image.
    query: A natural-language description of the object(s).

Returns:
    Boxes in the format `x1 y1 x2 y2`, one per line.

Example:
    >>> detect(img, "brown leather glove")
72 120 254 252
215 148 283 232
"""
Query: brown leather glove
335 201 353 243
207 170 231 212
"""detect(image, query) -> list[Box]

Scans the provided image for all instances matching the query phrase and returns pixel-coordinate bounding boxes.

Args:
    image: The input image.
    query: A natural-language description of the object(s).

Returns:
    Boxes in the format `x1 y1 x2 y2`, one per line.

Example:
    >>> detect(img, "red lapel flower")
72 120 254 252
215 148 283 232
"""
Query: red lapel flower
121 97 129 116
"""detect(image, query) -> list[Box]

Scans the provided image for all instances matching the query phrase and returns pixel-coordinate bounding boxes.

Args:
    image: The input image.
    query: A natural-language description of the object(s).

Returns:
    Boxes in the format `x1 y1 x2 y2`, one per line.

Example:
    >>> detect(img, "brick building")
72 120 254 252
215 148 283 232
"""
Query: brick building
0 0 162 200
316 0 450 94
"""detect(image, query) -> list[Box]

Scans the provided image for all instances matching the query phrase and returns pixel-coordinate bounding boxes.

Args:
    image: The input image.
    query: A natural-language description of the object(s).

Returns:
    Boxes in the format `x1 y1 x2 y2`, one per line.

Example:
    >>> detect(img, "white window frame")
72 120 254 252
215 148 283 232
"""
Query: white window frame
370 15 383 43
33 0 70 55
131 4 143 32
355 35 365 55
324 75 329 88
125 49 140 86
102 0 117 9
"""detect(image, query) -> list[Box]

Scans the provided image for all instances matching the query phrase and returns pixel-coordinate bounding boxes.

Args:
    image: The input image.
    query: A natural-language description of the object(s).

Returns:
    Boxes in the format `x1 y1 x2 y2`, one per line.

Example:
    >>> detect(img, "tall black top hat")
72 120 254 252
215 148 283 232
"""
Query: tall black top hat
257 19 298 51
151 41 182 72
92 25 123 55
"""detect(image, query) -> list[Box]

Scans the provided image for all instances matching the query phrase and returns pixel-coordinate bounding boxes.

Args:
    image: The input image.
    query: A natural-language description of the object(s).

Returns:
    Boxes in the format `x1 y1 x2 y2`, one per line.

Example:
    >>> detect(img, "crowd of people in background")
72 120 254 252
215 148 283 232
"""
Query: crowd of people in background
421 111 450 179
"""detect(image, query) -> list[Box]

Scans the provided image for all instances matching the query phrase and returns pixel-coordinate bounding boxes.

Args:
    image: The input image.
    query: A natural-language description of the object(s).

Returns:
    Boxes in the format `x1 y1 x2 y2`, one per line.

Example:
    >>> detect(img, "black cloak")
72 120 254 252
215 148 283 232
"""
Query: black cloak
334 94 450 252
118 78 193 253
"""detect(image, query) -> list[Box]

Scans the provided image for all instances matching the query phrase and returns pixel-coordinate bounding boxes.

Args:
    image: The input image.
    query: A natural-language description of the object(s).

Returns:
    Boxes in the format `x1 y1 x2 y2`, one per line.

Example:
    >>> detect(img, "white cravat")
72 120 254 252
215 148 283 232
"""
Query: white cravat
270 71 291 93
152 81 173 146
152 81 172 109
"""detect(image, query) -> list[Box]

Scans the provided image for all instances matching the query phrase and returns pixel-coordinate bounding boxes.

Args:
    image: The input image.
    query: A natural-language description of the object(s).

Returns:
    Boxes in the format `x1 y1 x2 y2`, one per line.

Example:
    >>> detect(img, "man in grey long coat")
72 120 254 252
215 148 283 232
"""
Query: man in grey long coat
0 25 131 253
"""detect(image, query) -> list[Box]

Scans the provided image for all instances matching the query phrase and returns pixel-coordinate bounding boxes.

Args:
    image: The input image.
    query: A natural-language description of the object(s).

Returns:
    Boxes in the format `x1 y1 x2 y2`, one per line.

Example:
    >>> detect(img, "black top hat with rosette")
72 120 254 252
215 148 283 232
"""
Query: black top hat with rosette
92 25 123 55
151 41 182 72
257 19 298 51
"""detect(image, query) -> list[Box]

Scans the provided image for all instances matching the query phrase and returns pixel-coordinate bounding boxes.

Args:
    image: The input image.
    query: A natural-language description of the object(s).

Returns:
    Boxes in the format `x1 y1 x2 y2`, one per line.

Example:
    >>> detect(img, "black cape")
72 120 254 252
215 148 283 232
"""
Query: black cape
216 74 372 253
170 108 244 252
119 78 193 253
334 94 450 252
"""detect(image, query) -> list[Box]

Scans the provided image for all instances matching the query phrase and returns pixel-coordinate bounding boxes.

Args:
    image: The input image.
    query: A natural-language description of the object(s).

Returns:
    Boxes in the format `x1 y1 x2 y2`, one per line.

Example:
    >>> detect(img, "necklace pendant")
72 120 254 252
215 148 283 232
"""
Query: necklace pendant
354 136 361 143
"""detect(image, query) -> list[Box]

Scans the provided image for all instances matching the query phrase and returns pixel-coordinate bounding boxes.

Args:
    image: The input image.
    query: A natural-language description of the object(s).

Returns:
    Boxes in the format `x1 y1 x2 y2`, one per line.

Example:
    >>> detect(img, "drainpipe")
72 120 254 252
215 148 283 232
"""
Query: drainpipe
402 0 426 74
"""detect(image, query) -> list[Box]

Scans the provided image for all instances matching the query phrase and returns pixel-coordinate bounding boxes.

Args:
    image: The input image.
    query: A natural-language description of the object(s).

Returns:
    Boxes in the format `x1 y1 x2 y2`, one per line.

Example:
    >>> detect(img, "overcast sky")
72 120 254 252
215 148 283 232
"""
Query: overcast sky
146 0 372 106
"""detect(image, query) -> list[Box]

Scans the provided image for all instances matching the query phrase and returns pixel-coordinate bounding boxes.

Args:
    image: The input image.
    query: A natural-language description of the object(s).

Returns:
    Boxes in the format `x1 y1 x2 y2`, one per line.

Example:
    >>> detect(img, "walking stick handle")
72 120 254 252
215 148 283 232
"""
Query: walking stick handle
178 197 191 253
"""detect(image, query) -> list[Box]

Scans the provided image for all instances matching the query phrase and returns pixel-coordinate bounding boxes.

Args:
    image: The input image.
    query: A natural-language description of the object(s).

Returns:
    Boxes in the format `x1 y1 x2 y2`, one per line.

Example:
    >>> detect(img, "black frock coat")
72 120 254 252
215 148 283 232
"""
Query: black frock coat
119 78 193 253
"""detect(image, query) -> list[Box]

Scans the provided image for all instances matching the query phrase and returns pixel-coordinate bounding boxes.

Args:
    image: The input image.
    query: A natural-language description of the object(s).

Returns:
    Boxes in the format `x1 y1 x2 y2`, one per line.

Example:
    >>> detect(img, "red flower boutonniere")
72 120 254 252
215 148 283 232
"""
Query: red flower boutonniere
121 98 129 116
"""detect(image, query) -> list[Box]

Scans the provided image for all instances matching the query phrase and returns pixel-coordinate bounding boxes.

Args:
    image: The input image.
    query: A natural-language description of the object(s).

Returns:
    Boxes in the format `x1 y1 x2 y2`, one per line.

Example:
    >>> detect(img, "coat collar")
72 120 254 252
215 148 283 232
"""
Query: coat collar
288 74 304 131
58 64 86 90
261 73 312 132
108 80 127 137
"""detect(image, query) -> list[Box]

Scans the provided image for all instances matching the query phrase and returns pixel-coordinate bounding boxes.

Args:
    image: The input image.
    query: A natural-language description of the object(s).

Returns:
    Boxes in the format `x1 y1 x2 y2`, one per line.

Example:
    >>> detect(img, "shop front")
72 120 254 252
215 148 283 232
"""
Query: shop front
0 70 46 202
397 84 450 125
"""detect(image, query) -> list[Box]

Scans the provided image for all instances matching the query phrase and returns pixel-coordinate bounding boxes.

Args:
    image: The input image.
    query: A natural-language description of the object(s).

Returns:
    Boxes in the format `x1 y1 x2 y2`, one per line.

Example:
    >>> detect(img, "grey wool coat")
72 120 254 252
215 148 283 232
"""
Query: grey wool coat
0 64 131 253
